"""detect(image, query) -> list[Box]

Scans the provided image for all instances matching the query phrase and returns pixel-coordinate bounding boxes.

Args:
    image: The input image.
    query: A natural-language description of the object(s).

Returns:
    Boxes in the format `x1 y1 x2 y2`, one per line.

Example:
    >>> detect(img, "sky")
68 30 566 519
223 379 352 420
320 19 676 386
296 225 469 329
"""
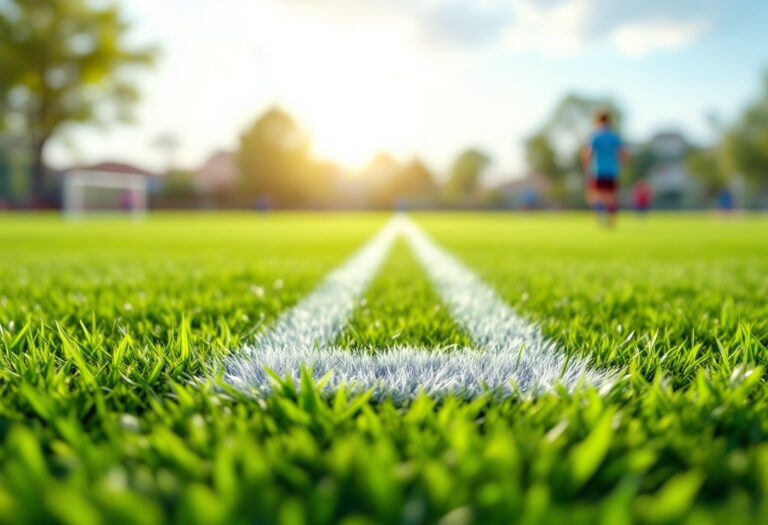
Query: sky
47 0 768 184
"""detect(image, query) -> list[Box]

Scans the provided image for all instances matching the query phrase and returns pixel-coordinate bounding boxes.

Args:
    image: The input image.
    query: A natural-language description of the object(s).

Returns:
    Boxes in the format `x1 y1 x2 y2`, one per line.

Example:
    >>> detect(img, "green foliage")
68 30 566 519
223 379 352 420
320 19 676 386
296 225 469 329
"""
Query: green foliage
546 95 625 144
626 147 656 184
525 133 562 180
524 94 624 202
362 154 439 209
238 108 331 207
0 212 767 523
722 72 768 189
159 170 199 206
534 94 624 173
444 149 492 205
393 159 437 202
336 239 472 349
0 0 156 199
686 148 728 197
685 71 768 204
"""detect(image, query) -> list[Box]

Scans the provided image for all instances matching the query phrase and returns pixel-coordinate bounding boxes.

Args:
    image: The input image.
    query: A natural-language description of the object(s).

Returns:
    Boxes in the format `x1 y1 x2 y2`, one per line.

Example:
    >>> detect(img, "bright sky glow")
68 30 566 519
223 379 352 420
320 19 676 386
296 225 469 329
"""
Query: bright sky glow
46 0 768 184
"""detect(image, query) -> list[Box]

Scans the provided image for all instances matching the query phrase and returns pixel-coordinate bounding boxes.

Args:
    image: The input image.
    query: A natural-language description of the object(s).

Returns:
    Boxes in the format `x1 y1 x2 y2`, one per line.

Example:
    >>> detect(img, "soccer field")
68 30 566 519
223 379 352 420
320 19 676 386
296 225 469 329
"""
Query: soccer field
1 212 767 524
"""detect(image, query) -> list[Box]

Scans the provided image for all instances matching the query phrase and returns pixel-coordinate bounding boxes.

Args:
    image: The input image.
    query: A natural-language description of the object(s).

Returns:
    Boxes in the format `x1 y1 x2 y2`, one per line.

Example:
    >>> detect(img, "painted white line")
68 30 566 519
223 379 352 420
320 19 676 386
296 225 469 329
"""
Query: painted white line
223 218 399 383
223 344 568 402
222 215 614 399
400 215 614 393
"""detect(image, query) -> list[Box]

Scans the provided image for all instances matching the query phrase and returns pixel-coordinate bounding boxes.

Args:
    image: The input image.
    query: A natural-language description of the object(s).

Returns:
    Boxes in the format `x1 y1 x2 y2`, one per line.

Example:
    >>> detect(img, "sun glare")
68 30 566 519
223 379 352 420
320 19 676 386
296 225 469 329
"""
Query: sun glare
263 14 420 169
307 85 411 169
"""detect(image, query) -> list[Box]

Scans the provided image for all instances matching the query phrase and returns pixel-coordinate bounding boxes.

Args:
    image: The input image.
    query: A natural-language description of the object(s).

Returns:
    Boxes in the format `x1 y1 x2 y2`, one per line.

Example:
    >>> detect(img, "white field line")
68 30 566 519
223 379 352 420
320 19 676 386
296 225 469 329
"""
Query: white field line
400 216 615 394
222 216 615 400
223 217 399 363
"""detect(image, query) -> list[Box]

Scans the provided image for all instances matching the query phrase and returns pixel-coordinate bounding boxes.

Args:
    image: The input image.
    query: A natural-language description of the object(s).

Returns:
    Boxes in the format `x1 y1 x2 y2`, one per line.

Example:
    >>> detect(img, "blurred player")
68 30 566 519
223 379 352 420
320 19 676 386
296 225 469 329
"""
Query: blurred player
718 188 734 212
582 111 628 227
632 178 653 216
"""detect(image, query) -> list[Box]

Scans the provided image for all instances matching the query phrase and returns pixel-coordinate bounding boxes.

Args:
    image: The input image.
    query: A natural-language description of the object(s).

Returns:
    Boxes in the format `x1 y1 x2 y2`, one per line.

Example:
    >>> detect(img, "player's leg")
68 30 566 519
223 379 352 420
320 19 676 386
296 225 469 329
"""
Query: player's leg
585 177 596 208
604 183 618 227
595 202 607 225
588 178 606 217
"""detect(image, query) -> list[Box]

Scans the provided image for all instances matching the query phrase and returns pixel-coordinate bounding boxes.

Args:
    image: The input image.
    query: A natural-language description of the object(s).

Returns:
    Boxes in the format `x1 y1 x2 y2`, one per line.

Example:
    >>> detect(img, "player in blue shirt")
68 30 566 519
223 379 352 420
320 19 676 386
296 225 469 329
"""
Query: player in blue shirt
582 111 628 226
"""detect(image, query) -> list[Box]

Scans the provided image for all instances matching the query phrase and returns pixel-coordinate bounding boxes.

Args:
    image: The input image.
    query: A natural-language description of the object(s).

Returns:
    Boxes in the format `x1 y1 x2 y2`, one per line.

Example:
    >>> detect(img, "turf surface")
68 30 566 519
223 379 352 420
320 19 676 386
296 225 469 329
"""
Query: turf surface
0 212 767 525
336 238 473 350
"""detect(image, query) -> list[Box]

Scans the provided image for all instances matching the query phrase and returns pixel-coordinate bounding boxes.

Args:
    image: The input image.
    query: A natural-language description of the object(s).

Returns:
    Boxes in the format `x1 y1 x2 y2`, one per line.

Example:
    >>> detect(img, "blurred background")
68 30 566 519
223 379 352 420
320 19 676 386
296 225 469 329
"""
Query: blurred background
1 0 767 213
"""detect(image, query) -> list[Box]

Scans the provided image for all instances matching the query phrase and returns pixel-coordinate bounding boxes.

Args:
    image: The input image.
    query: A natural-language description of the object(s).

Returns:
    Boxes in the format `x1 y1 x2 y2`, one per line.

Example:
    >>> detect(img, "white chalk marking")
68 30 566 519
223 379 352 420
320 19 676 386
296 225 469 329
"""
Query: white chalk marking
222 216 614 400
400 215 613 394
224 217 399 356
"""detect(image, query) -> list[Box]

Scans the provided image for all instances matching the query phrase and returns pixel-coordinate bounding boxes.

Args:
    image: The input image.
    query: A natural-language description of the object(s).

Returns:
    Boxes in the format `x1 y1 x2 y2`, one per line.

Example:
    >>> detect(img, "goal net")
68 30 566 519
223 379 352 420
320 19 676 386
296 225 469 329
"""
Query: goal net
63 170 148 217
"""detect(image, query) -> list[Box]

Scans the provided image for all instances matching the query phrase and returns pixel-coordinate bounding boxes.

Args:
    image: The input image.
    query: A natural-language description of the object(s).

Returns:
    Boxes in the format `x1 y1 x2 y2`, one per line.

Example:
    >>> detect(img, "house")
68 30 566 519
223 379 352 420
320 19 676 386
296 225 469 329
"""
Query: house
638 132 704 208
194 150 239 193
494 173 552 209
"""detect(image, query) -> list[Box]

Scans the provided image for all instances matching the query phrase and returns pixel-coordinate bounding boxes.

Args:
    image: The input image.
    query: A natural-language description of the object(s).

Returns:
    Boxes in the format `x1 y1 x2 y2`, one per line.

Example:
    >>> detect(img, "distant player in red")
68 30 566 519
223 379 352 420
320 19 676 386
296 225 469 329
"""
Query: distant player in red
581 111 628 226
632 178 652 215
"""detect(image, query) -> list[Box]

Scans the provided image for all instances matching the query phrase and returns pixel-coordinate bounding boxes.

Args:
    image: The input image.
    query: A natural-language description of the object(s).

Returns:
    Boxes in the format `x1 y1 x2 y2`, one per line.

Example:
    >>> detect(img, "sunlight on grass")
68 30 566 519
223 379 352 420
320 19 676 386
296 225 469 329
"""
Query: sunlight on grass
1 212 767 523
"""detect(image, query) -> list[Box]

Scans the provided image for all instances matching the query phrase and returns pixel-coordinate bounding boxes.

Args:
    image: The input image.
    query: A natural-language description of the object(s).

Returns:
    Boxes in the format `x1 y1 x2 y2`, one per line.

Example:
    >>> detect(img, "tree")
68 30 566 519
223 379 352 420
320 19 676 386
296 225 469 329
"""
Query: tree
162 169 197 204
364 152 400 208
721 72 768 191
395 159 435 196
0 0 156 205
444 149 491 204
238 108 316 207
524 94 624 201
387 158 436 207
626 147 656 184
686 148 728 197
544 95 624 160
525 133 561 181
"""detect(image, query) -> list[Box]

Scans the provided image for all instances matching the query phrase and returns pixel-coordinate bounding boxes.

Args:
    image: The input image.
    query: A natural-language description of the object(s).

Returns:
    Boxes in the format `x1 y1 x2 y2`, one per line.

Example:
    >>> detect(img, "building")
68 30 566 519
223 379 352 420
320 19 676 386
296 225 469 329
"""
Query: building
638 132 704 208
194 150 239 193
494 173 552 209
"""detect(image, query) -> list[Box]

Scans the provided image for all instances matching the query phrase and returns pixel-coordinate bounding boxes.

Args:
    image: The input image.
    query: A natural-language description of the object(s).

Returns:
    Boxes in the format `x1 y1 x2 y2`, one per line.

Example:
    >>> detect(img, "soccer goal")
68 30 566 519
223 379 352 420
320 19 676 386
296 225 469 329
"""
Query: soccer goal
63 169 148 217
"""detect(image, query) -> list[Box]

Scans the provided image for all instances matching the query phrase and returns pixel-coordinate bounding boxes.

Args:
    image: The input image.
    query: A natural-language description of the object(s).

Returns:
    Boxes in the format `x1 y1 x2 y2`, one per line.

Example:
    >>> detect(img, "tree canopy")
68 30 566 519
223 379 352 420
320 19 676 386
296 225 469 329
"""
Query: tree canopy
525 133 561 181
544 94 624 161
722 72 768 189
0 0 156 204
683 72 768 201
685 148 728 197
238 108 331 207
386 158 436 207
524 93 624 203
444 149 491 204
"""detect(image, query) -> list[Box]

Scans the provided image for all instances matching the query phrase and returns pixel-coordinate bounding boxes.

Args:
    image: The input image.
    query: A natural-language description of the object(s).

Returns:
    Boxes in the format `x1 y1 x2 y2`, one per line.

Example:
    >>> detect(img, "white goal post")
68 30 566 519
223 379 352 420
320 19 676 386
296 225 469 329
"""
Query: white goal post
63 170 148 217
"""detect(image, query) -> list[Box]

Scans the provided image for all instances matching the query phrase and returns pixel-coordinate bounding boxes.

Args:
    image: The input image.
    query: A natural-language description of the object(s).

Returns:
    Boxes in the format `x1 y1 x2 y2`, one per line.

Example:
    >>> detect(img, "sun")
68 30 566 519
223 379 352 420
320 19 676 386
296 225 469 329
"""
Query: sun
306 87 411 169
264 16 419 169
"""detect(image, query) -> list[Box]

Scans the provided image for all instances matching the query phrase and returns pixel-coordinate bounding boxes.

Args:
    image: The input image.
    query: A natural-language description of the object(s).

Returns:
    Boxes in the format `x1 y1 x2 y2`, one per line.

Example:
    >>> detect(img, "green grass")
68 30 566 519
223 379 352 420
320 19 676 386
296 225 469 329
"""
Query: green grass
0 212 767 525
416 213 768 381
335 239 473 350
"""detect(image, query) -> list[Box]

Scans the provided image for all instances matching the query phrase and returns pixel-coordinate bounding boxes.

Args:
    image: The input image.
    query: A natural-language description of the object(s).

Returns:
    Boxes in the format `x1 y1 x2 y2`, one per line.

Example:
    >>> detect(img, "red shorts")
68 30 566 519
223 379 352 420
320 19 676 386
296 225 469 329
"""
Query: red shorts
590 178 617 192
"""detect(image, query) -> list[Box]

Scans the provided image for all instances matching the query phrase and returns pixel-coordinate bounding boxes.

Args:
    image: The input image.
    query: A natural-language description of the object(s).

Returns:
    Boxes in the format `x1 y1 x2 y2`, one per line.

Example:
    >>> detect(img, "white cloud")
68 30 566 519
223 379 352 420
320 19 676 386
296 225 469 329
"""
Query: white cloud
497 0 709 58
283 0 712 59
49 0 723 178
611 19 709 57
502 0 592 57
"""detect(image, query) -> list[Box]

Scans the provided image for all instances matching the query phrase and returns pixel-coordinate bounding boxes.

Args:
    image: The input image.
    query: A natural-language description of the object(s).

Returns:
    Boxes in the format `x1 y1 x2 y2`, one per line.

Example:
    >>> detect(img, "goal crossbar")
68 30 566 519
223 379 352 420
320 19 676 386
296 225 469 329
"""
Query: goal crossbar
63 170 148 217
